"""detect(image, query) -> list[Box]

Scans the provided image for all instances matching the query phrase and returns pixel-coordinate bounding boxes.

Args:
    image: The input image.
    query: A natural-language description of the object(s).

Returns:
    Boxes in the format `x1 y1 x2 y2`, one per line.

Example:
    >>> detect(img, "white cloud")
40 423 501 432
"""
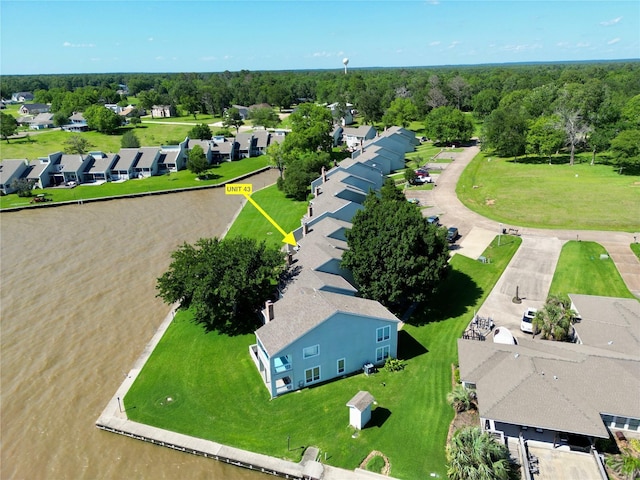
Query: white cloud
501 43 542 52
201 56 217 62
448 40 461 49
600 16 622 26
63 41 95 48
576 42 590 48
148 37 154 42
155 56 164 61
223 55 233 60
313 51 331 57
429 41 441 47
607 37 621 45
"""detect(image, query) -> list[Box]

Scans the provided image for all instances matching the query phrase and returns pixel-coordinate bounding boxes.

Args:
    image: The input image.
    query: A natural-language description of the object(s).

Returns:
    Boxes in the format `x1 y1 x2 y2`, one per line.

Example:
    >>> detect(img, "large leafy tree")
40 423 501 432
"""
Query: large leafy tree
481 106 528 158
280 151 331 200
156 237 285 334
526 115 565 162
189 123 213 140
610 129 640 169
446 427 512 480
556 108 591 166
0 112 18 142
187 145 209 176
424 106 473 145
249 106 279 129
285 103 333 153
342 192 450 308
223 107 244 134
356 89 384 125
120 130 140 148
63 134 92 155
83 105 123 134
381 97 418 128
532 295 576 341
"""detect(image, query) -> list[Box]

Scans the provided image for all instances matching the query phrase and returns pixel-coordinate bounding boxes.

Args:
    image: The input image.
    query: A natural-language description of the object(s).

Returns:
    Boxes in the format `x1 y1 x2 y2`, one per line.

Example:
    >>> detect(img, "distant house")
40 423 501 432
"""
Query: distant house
187 139 214 164
151 105 175 118
157 139 189 173
331 125 343 147
342 125 377 150
231 105 250 120
327 102 354 126
111 148 141 181
83 152 119 183
19 103 50 115
0 159 29 195
132 147 161 178
29 113 55 130
50 154 92 186
26 152 63 189
210 136 238 163
457 294 640 446
62 112 88 132
11 92 34 102
235 132 258 159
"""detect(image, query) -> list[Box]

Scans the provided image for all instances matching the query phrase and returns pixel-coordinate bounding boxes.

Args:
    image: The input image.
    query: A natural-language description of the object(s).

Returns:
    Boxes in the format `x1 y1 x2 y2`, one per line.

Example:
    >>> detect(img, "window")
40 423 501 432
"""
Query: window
337 358 345 374
376 325 390 343
303 344 319 359
305 366 320 384
376 345 390 363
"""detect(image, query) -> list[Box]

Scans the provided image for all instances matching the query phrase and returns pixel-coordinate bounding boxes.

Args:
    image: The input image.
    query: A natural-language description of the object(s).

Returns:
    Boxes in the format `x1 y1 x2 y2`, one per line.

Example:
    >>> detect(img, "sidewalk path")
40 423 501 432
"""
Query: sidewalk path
425 143 640 299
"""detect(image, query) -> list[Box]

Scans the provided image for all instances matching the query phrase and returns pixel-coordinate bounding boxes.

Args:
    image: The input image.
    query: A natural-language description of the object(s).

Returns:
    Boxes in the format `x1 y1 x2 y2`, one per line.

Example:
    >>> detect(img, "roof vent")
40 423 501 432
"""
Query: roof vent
554 375 558 380
607 340 613 345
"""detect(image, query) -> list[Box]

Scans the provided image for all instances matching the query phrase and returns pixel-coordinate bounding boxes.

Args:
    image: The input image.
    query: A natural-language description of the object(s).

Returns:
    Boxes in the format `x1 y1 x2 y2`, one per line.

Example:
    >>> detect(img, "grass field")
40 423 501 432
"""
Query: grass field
548 241 635 298
0 156 270 209
457 151 640 231
225 183 308 248
632 243 640 260
124 236 521 479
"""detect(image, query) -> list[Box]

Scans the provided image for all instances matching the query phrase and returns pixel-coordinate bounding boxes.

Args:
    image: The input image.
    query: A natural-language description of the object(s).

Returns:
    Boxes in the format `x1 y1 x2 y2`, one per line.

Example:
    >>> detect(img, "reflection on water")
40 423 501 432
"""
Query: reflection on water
0 171 277 480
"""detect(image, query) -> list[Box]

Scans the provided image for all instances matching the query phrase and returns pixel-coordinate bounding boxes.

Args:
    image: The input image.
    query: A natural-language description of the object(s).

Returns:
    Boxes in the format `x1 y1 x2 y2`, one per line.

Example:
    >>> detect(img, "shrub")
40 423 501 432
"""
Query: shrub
384 357 406 372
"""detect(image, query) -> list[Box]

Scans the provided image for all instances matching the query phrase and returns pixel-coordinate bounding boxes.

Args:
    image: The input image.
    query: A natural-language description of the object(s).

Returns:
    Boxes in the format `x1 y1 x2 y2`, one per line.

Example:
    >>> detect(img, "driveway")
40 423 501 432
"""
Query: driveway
411 141 640 335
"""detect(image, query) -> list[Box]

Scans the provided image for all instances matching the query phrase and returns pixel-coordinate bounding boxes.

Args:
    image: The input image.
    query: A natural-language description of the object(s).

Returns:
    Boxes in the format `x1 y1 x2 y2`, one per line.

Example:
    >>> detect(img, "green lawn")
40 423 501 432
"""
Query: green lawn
0 157 270 209
548 241 635 298
457 151 640 231
631 242 640 260
124 235 521 479
225 184 308 248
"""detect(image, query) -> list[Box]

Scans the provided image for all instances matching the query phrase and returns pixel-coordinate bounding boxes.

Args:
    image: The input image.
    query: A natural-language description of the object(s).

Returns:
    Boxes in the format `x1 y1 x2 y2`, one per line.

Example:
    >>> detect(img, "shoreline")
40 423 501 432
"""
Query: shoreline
95 304 395 480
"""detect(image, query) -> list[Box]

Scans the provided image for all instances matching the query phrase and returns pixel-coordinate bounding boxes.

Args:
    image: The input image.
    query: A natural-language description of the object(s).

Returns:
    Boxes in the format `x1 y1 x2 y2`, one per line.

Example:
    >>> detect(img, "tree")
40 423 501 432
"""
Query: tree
447 385 476 413
610 129 640 169
120 130 140 148
471 89 500 119
448 75 470 111
63 134 92 155
53 112 70 127
556 108 590 166
380 177 405 201
382 97 418 128
181 95 200 120
356 89 384 125
156 236 285 334
0 112 18 142
481 106 528 158
187 145 209 176
404 168 417 185
532 295 576 341
424 106 473 145
284 103 334 153
267 141 292 178
223 107 244 134
83 105 123 134
526 115 565 162
11 178 35 197
189 123 213 141
446 427 512 480
249 106 279 129
279 151 331 200
342 192 450 308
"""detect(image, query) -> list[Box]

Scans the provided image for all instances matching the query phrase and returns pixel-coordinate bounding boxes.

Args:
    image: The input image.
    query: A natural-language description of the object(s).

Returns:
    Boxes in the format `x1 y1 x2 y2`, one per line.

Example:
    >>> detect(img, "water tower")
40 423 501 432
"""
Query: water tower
343 57 349 74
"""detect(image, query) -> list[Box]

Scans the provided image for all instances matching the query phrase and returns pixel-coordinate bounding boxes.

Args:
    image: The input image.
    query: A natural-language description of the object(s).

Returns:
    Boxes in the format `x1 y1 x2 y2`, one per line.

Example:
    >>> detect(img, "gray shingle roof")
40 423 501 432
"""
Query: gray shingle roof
347 391 375 411
113 148 140 171
136 147 160 169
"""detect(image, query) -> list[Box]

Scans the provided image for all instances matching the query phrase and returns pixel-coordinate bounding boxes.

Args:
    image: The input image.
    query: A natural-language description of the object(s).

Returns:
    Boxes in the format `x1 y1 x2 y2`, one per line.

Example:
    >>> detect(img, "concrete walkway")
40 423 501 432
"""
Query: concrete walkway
421 143 640 300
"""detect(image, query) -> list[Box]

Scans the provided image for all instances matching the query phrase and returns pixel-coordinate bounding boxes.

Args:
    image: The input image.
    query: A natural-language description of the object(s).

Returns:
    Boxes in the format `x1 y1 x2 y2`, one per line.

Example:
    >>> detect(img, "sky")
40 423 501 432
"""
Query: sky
1 0 638 75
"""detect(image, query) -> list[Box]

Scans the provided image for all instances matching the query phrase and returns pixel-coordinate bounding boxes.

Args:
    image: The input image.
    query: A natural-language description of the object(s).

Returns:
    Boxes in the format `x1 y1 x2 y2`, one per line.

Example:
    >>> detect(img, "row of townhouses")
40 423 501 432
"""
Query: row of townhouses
249 126 420 398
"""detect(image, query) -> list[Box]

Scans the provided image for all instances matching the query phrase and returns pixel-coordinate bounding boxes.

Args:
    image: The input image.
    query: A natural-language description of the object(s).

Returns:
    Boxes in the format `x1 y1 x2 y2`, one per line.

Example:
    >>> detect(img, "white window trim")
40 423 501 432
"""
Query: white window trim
303 344 320 359
337 358 346 374
305 366 321 384
376 325 390 343
376 345 390 363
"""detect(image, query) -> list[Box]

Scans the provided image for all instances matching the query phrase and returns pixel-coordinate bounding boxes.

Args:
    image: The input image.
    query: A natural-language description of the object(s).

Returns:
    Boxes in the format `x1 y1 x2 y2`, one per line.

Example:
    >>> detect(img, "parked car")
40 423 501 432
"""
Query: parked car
415 169 429 176
520 307 537 333
427 215 439 225
413 175 433 184
447 227 458 242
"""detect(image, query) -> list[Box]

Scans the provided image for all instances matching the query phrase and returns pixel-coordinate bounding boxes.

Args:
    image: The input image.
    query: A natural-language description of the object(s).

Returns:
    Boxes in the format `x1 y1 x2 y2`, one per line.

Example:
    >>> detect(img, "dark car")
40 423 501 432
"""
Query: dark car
447 227 458 242
427 215 439 225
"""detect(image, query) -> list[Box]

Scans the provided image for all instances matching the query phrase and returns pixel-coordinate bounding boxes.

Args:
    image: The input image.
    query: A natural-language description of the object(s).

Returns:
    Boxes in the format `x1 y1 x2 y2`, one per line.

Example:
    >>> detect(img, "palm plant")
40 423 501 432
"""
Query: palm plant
532 294 576 341
607 449 640 480
446 426 511 480
447 385 477 413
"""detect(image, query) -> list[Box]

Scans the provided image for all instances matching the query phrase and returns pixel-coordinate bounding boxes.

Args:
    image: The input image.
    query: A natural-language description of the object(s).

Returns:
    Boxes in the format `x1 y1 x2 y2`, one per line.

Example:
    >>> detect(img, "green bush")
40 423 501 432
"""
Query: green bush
384 357 406 372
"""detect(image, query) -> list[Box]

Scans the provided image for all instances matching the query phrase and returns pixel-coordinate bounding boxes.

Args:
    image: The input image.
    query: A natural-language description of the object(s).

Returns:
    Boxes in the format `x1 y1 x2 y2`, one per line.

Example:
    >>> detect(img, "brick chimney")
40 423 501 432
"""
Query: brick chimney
314 186 321 197
307 203 313 217
321 165 327 183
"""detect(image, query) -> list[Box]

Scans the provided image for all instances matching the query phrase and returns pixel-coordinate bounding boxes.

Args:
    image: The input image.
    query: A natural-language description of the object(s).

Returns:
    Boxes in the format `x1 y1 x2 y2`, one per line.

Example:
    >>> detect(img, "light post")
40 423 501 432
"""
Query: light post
287 435 290 451
117 396 123 413
498 223 502 246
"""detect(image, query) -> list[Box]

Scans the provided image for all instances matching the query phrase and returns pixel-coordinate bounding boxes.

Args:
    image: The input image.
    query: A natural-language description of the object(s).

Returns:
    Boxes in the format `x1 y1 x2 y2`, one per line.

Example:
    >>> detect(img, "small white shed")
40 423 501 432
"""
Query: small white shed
346 391 375 430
